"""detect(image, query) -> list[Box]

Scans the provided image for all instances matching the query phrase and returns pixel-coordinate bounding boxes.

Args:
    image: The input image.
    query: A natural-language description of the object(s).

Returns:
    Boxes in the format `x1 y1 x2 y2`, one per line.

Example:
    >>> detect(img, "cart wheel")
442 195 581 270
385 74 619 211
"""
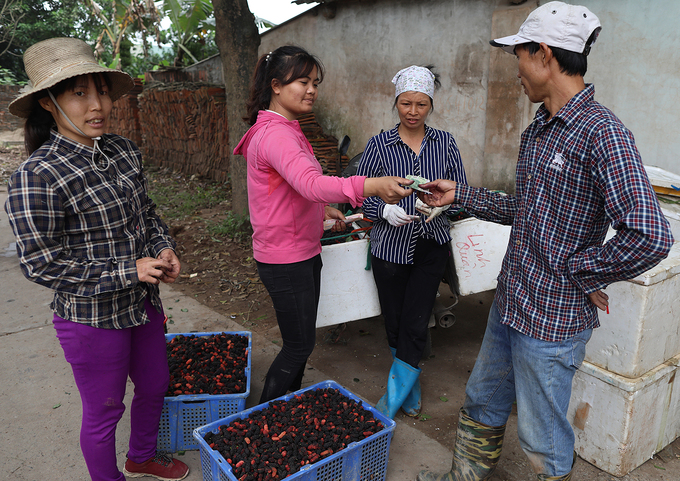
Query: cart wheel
438 313 456 329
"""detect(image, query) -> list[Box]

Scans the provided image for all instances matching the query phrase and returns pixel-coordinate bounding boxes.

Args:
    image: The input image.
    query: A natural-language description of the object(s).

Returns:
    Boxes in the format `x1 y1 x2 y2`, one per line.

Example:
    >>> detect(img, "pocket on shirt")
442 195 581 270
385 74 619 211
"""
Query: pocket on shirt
540 151 591 190
69 186 126 229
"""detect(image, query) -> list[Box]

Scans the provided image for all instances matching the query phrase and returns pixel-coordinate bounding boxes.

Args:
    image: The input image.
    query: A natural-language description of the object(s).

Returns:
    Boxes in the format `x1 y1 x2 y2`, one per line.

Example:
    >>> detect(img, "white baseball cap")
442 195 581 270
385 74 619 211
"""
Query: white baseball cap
490 1 602 55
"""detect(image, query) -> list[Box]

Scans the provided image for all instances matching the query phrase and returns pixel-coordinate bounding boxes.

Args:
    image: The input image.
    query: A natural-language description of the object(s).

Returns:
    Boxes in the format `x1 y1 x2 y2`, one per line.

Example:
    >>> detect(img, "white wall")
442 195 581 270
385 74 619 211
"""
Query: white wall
259 0 680 191
584 0 680 173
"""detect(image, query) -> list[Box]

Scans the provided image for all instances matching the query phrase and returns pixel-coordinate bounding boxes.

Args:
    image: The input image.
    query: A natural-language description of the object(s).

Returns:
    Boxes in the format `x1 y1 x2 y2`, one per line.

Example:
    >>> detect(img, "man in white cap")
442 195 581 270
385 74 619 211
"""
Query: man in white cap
416 2 673 480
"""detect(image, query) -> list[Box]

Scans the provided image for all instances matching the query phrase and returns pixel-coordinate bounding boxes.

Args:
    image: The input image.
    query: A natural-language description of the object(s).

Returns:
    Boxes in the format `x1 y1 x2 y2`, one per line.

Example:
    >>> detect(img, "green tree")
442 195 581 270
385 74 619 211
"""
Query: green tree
0 0 26 58
0 0 102 81
161 0 215 67
84 0 160 69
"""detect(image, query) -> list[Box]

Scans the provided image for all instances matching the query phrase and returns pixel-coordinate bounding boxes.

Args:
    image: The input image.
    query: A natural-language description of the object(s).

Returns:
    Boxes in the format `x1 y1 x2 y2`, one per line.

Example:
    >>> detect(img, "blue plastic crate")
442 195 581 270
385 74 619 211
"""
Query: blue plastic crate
193 380 396 481
158 331 252 452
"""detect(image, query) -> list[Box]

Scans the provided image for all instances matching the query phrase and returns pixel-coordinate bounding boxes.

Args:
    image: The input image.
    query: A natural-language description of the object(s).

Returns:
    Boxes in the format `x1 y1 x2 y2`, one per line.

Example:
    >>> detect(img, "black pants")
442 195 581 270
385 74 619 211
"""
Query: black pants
256 254 322 403
371 238 449 368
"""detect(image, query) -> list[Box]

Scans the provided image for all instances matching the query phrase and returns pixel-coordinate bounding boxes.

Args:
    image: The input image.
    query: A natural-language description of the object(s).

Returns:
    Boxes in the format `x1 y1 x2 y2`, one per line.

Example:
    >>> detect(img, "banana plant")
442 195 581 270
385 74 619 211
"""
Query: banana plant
84 0 160 69
161 0 214 66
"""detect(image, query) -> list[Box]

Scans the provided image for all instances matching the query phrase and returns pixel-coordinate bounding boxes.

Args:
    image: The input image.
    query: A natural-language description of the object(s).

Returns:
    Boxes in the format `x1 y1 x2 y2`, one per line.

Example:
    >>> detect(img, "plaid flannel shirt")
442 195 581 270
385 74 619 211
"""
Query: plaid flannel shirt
5 131 175 329
456 84 673 341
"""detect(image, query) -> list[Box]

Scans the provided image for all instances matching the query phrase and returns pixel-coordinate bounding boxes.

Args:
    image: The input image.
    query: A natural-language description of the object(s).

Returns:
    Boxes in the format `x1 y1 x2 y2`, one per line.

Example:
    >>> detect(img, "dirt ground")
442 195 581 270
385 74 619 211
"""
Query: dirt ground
2 133 680 480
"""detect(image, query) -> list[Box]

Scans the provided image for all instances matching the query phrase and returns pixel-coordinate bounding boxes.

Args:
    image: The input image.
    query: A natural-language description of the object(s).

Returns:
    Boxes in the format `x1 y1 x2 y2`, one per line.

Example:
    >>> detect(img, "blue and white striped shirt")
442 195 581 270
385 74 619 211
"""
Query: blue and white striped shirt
357 124 467 264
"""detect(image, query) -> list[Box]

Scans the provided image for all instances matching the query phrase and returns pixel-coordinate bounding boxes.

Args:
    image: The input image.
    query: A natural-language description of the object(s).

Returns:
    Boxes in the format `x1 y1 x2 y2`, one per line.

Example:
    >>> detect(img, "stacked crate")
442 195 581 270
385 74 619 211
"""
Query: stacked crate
158 331 252 452
194 380 396 481
568 241 680 476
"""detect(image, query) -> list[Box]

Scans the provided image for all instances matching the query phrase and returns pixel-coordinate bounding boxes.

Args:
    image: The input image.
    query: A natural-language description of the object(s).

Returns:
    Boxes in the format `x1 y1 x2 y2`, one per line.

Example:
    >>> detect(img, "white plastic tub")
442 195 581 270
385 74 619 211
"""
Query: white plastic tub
448 217 511 296
317 238 381 327
568 354 680 477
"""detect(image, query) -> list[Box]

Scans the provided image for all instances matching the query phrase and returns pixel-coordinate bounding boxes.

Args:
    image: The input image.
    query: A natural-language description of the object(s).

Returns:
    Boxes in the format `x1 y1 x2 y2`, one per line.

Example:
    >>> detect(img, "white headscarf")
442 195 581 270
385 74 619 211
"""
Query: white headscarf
392 66 435 99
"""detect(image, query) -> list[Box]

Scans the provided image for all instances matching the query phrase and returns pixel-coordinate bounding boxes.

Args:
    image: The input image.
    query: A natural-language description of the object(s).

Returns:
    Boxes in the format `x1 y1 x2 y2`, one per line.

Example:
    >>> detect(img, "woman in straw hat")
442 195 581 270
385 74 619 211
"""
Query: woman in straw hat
4 38 189 480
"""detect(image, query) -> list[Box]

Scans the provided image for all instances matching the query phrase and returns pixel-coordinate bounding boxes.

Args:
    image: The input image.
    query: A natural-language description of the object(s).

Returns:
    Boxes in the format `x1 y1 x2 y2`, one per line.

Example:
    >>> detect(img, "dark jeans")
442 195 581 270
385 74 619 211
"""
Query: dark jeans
371 237 449 367
256 254 322 403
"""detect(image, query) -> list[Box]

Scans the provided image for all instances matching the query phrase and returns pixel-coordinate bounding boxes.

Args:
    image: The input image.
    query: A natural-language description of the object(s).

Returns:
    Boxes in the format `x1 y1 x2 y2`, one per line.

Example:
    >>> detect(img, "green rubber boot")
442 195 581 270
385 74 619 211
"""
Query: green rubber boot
416 409 505 481
537 452 576 480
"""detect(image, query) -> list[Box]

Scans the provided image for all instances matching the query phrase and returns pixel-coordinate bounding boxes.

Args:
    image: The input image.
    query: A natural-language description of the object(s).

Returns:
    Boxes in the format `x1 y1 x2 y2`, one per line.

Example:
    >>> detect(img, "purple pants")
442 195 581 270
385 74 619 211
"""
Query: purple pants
53 297 169 481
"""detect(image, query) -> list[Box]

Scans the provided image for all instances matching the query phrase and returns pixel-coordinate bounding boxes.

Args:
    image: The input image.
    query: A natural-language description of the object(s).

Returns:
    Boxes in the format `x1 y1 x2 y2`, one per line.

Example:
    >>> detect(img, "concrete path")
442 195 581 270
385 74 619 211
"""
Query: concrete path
0 185 451 480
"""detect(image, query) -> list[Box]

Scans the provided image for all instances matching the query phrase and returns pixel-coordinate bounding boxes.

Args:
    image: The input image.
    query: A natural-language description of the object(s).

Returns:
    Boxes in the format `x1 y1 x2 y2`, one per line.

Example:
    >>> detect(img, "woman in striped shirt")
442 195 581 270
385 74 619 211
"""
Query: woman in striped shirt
357 65 467 419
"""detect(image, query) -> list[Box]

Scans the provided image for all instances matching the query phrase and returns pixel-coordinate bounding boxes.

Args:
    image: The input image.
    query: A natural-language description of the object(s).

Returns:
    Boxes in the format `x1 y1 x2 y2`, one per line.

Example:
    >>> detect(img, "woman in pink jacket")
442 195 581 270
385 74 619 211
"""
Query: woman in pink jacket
234 45 412 402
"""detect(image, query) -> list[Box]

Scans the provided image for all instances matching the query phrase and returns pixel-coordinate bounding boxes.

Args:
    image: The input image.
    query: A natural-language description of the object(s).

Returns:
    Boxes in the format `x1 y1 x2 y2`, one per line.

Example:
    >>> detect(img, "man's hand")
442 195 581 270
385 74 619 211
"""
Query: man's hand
417 179 458 207
364 177 414 204
588 289 609 311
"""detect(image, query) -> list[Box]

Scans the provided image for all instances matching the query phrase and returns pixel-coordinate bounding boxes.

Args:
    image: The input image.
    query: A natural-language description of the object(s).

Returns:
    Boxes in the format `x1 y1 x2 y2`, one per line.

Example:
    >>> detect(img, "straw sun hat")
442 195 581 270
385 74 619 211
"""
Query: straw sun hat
8 37 134 118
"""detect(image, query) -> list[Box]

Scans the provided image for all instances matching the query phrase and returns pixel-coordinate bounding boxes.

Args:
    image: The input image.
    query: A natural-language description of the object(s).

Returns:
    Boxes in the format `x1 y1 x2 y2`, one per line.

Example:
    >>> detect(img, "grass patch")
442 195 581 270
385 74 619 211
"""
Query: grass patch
145 166 230 221
207 212 252 241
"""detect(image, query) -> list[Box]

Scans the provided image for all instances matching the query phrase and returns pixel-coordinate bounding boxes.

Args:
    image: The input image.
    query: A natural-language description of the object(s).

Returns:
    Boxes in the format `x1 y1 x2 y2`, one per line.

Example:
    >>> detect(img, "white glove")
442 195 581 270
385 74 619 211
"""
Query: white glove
383 204 419 227
415 198 450 222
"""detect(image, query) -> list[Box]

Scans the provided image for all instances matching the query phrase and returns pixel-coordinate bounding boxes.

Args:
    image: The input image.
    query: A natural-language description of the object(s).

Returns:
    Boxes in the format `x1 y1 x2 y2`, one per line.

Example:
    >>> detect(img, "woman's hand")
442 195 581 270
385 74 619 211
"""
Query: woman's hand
136 257 170 285
417 179 457 206
324 205 346 232
364 176 413 204
136 250 181 285
383 204 418 226
157 249 181 283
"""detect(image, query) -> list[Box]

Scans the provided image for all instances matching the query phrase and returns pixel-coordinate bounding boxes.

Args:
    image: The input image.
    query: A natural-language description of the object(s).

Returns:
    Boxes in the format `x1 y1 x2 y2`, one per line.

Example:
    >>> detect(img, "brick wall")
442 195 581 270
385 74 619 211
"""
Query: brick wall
137 82 230 182
110 84 349 181
0 85 24 132
108 78 144 147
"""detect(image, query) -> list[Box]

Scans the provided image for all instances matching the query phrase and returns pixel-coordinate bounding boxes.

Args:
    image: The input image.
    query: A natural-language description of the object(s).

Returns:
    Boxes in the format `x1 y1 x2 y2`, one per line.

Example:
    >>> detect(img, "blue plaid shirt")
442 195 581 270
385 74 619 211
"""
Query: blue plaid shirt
358 125 467 264
456 84 673 341
5 131 175 329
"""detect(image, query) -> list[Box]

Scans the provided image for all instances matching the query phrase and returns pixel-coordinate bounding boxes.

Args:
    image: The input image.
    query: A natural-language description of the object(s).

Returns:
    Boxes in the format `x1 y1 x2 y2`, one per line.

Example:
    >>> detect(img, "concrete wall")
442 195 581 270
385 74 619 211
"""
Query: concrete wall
259 0 680 193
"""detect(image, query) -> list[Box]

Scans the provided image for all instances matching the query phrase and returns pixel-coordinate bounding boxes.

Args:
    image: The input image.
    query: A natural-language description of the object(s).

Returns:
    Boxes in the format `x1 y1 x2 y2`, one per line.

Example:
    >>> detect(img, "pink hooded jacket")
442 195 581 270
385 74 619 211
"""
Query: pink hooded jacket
234 110 366 264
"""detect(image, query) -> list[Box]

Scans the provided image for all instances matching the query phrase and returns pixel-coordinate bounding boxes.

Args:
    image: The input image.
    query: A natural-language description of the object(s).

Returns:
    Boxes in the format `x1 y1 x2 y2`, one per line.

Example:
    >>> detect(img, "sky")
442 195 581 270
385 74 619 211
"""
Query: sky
247 0 318 27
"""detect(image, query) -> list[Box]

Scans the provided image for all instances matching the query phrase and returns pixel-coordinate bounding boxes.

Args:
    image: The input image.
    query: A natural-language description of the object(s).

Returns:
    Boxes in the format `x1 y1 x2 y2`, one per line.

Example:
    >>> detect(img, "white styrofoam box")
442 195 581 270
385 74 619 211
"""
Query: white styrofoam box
448 217 511 296
317 238 381 327
644 165 680 239
645 165 680 191
585 241 680 378
660 202 680 241
568 355 680 477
